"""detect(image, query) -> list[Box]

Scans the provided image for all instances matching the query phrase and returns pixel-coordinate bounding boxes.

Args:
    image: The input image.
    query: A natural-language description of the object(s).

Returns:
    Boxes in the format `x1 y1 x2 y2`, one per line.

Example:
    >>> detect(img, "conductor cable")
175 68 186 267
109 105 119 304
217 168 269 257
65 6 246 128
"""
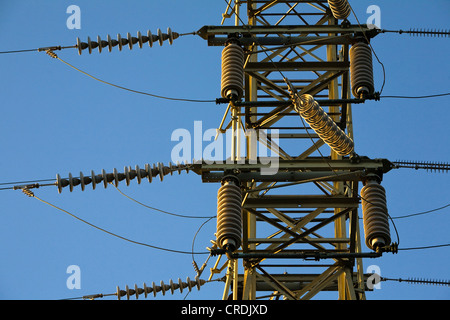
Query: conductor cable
112 184 216 219
19 188 209 255
46 52 215 103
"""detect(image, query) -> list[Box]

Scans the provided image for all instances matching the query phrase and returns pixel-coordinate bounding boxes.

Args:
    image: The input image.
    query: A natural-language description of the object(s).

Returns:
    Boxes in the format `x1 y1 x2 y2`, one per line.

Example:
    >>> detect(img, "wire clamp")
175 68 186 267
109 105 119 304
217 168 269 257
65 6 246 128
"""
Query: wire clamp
376 242 398 254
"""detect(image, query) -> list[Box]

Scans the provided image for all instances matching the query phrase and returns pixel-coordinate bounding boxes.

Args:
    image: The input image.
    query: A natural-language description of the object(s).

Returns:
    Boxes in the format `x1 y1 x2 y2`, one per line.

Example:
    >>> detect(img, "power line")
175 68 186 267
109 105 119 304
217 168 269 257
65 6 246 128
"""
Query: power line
0 48 41 54
0 45 76 55
20 188 209 255
0 179 58 191
191 217 215 279
45 51 215 103
0 45 216 103
113 184 216 219
398 243 450 251
0 178 56 186
392 203 450 219
381 92 450 99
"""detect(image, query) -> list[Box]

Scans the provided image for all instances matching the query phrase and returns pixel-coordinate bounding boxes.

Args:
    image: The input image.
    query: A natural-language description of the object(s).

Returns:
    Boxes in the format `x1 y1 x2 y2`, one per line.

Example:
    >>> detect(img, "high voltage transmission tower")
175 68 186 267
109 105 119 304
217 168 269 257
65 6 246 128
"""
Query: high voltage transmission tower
6 1 450 300
201 0 393 301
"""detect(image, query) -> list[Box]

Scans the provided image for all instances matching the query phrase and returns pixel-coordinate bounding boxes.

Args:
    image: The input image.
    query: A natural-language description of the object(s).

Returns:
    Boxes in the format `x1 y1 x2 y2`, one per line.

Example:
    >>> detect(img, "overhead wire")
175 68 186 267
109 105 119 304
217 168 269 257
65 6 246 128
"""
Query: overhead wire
5 174 219 260
112 184 216 219
0 45 76 55
391 203 450 220
398 243 450 251
0 178 56 186
0 178 57 190
20 188 209 255
191 216 215 281
0 48 41 54
192 217 215 259
380 92 450 99
53 55 216 103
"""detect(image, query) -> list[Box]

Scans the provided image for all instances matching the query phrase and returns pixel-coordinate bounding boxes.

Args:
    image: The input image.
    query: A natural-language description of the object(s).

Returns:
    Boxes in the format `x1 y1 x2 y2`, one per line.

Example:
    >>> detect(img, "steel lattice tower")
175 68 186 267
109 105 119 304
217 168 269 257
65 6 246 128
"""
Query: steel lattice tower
198 0 394 300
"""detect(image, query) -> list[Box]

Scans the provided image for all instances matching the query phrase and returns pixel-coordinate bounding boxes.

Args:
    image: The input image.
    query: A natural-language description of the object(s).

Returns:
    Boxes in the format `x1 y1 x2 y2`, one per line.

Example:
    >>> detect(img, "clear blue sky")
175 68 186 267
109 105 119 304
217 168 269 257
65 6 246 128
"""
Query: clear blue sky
0 1 448 300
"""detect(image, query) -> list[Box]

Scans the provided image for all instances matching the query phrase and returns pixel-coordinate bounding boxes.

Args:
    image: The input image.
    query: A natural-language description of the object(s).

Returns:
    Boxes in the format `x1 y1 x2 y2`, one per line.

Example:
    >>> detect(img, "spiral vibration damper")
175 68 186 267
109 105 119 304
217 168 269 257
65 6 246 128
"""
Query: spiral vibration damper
56 161 191 193
350 42 375 98
116 277 206 300
220 42 245 100
360 178 391 251
288 89 354 156
76 28 179 55
216 177 242 252
327 0 351 20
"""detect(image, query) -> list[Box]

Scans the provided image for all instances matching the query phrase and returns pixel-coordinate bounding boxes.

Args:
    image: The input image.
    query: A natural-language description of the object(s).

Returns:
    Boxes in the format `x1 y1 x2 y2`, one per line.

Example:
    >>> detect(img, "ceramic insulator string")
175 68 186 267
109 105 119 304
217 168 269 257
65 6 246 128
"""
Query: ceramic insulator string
216 177 242 252
56 161 191 193
220 42 245 100
350 41 375 99
116 277 206 300
76 28 179 55
360 177 391 251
